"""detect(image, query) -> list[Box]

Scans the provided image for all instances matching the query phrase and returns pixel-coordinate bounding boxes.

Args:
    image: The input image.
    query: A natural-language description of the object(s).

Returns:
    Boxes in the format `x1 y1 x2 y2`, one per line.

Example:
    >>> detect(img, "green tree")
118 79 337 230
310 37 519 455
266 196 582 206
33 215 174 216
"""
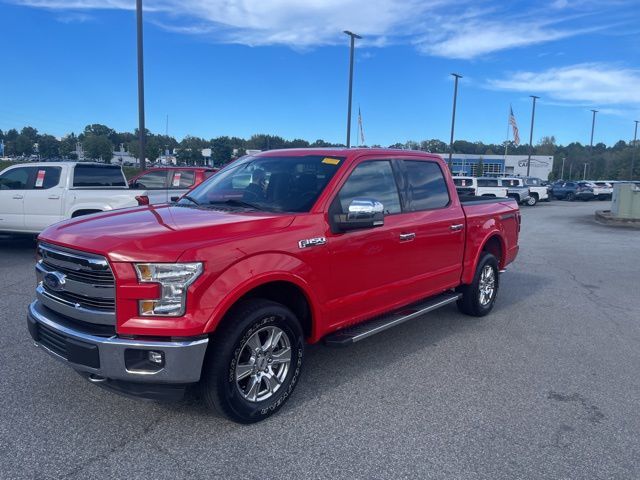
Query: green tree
60 133 78 159
83 135 113 162
15 135 34 156
38 135 60 158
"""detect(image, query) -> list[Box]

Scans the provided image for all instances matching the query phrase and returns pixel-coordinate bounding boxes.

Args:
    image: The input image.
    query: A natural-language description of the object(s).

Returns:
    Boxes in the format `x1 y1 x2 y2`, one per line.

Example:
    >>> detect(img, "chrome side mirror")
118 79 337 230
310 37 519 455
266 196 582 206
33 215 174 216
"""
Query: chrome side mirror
334 198 384 232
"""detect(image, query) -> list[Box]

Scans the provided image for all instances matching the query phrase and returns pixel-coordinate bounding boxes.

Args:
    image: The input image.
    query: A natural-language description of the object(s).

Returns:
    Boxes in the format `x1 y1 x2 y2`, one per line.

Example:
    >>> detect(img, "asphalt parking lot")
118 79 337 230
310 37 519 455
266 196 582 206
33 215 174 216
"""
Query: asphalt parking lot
1 201 639 479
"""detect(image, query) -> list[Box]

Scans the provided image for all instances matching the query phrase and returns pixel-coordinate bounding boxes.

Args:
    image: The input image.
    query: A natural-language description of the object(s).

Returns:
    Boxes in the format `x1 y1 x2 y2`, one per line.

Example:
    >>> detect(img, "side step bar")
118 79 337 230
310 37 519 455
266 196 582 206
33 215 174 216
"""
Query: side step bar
323 292 462 347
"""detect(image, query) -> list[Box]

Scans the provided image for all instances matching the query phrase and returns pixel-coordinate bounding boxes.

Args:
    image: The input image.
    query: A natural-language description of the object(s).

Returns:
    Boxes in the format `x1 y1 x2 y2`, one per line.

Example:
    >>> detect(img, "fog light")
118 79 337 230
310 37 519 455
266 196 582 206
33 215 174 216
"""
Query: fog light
148 351 164 364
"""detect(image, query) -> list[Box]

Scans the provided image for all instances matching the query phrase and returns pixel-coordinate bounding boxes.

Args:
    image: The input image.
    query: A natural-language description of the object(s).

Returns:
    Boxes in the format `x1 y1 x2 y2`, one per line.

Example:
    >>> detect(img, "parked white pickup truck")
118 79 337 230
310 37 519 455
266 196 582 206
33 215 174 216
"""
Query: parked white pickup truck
522 177 550 206
0 162 147 234
453 176 508 198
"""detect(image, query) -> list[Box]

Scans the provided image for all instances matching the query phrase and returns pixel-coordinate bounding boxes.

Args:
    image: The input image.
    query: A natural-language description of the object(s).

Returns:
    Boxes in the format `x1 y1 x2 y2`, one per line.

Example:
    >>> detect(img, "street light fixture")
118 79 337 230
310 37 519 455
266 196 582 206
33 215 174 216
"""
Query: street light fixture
136 0 146 170
526 95 539 176
448 73 462 170
344 31 362 148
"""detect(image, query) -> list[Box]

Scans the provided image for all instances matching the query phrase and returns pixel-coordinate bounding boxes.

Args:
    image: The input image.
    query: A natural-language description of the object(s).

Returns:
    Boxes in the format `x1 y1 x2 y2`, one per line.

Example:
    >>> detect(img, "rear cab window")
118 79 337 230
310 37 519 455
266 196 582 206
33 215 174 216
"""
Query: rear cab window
477 178 499 187
73 165 127 187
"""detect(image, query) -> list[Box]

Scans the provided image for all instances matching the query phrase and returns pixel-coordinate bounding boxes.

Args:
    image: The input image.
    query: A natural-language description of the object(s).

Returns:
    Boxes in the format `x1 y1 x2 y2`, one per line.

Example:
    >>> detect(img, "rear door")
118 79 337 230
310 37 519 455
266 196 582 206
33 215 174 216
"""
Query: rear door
23 166 65 231
397 159 465 294
0 166 31 231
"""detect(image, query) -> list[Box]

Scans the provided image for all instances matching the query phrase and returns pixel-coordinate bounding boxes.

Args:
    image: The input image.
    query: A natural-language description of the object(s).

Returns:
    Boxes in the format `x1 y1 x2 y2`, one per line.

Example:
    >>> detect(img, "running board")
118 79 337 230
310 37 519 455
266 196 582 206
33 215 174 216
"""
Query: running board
323 292 462 347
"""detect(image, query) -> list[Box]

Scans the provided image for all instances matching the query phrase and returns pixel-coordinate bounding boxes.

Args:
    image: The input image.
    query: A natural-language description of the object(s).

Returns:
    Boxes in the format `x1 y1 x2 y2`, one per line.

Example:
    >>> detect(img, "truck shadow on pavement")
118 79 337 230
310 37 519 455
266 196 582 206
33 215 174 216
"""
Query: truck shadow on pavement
0 234 37 250
163 273 547 422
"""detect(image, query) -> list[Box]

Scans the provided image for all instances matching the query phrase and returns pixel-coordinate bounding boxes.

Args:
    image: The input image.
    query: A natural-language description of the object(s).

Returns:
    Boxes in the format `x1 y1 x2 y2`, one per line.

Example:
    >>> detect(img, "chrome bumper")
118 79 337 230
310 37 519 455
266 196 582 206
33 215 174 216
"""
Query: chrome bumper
27 301 208 384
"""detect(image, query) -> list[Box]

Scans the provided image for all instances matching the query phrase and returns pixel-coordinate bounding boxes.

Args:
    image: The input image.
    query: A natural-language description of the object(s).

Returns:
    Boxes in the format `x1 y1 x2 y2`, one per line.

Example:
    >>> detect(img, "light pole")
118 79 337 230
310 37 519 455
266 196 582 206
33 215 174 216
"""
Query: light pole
526 95 539 176
344 31 361 148
136 0 146 170
560 157 565 180
589 109 598 156
631 120 638 180
583 162 588 180
448 73 462 170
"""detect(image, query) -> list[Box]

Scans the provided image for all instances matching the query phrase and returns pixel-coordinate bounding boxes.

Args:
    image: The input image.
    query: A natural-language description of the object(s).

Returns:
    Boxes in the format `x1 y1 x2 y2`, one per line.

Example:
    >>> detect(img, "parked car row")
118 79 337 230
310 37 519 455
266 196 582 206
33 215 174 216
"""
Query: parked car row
452 176 549 206
548 180 623 201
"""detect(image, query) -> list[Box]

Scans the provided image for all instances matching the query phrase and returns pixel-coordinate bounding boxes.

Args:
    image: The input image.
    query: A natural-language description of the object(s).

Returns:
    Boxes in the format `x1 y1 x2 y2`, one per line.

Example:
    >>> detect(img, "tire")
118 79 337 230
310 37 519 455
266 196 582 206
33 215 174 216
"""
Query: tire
200 299 304 424
457 252 499 317
566 192 575 202
526 194 538 206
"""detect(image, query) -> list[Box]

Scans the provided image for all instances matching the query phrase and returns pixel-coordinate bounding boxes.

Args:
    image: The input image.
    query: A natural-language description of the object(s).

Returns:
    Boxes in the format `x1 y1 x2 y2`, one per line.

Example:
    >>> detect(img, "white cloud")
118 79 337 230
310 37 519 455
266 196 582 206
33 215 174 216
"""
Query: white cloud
488 63 640 106
9 0 632 57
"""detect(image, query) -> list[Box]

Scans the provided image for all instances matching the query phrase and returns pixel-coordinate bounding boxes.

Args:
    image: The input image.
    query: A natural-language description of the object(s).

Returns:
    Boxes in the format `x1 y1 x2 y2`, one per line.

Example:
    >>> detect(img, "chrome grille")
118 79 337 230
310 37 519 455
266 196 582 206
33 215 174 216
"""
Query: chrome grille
36 243 116 326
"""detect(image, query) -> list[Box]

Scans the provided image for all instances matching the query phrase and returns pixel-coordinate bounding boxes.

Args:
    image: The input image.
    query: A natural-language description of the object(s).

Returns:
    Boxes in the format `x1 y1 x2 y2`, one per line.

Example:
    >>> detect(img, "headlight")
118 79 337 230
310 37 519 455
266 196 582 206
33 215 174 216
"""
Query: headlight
134 263 203 316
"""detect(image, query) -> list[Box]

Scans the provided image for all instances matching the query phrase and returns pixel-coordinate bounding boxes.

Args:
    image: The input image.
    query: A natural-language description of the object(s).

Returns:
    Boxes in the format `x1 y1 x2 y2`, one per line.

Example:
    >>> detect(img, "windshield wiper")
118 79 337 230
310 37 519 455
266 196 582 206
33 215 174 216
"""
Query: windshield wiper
181 194 200 206
209 199 264 210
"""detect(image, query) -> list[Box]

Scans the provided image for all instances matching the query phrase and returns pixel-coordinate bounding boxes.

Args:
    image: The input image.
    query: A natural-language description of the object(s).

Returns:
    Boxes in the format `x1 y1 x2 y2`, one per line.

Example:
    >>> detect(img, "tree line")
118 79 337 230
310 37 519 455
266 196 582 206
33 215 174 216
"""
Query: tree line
1 124 638 180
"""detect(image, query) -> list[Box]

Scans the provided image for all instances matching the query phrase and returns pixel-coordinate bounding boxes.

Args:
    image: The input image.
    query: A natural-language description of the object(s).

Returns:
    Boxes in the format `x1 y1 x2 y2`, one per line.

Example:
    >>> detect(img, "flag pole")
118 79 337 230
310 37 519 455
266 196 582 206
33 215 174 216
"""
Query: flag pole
504 105 510 175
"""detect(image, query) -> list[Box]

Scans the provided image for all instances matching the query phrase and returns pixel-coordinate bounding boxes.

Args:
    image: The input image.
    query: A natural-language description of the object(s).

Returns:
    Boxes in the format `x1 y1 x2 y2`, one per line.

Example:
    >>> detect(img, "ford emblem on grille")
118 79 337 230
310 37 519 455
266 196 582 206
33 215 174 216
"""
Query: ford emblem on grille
44 271 67 292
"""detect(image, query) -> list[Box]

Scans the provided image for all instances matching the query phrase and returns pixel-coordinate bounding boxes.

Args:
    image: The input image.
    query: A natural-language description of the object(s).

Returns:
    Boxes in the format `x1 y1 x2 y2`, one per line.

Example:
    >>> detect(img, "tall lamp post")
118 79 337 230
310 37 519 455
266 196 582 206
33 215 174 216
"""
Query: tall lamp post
526 95 539 176
631 120 638 181
560 157 565 180
136 0 146 170
448 73 462 171
344 31 361 148
589 109 598 155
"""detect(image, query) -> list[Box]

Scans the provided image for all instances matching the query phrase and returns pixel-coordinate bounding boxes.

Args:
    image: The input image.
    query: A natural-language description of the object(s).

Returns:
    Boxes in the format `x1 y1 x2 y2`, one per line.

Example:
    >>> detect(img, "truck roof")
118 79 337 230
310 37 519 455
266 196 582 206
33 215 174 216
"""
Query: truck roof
252 147 442 158
1 161 118 168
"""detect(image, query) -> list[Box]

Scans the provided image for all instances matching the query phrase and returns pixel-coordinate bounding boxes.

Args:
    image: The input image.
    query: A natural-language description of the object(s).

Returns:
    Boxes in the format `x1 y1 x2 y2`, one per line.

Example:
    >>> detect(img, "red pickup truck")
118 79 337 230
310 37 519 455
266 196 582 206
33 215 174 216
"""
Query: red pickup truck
28 149 519 423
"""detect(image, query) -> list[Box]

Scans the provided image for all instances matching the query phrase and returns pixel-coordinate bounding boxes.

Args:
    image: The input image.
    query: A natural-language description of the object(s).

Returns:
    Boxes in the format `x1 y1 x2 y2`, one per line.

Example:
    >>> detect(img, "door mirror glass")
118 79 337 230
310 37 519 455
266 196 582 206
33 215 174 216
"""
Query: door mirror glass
335 198 384 231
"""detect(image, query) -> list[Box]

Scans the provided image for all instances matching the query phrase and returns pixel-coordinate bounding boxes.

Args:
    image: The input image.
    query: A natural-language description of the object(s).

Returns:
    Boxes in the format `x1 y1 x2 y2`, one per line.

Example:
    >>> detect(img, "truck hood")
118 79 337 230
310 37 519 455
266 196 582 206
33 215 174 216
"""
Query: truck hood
39 205 295 262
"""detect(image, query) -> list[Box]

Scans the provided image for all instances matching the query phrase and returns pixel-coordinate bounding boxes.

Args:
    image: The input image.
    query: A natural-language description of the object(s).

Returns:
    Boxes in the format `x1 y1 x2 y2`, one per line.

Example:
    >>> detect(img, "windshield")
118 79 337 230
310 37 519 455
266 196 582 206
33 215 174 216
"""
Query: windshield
179 154 344 212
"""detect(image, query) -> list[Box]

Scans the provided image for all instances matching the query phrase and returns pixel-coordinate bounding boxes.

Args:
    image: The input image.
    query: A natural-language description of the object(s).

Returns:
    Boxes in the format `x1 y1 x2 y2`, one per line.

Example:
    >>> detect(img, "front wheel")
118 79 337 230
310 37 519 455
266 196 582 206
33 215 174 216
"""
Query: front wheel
457 252 499 317
201 299 304 423
566 192 575 201
526 195 538 206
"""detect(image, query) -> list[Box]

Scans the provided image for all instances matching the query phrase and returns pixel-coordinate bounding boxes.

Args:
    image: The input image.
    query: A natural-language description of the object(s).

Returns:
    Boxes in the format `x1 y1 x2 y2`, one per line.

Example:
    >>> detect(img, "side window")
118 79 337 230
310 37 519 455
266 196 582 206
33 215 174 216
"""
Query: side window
33 167 62 189
0 168 31 190
337 160 401 215
477 178 498 187
136 171 168 189
172 170 195 188
403 160 450 211
73 165 127 187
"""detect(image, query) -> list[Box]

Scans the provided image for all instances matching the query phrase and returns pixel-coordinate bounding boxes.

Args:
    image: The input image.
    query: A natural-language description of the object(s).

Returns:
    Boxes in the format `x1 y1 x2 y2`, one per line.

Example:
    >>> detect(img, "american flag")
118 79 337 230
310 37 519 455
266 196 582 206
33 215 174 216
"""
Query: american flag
358 106 365 145
509 106 520 145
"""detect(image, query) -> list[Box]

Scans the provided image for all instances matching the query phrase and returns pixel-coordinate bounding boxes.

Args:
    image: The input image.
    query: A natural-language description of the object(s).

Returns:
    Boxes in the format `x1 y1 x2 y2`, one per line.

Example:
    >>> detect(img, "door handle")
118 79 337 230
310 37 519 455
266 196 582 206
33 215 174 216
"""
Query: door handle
12 194 24 200
48 195 61 200
450 224 464 232
399 232 416 242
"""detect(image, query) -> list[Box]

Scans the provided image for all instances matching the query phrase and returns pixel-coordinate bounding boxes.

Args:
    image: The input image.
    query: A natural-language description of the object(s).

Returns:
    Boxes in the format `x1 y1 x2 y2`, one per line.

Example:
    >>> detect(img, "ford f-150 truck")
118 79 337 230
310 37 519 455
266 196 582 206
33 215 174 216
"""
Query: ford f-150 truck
27 149 520 423
0 162 148 234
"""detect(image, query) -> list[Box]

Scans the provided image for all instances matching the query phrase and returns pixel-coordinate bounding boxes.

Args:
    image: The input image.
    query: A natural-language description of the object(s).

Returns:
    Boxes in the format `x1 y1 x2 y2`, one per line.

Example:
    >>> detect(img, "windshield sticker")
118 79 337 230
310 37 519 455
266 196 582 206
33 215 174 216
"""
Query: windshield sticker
172 173 181 187
322 157 341 165
35 170 46 188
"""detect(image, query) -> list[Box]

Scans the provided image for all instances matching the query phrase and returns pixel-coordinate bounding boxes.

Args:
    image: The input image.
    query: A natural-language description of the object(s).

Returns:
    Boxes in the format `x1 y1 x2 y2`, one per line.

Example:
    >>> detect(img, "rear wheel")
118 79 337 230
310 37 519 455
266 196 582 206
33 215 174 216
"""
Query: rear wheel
526 194 538 206
201 299 304 423
566 192 575 201
457 252 499 317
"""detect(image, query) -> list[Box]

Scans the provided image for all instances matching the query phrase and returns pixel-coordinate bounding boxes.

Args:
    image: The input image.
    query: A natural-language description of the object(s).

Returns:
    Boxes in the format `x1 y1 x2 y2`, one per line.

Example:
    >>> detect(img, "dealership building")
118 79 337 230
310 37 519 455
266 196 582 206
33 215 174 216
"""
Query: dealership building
437 154 554 179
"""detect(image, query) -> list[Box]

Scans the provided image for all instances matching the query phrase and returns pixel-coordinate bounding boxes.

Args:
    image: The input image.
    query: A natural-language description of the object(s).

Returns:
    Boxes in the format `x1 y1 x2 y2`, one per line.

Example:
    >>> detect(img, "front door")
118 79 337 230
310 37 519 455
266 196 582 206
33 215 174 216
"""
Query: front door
0 166 31 231
325 159 412 328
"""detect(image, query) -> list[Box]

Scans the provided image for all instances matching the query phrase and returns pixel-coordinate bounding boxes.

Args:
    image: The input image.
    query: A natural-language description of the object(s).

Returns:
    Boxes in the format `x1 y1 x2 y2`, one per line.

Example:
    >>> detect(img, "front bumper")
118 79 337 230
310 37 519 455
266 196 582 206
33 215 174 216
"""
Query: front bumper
27 300 208 386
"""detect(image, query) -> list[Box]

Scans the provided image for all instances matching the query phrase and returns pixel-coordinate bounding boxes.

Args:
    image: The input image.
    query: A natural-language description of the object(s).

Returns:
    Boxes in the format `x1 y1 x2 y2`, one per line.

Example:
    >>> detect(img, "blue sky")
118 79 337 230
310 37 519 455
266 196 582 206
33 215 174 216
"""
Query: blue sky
1 0 640 147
